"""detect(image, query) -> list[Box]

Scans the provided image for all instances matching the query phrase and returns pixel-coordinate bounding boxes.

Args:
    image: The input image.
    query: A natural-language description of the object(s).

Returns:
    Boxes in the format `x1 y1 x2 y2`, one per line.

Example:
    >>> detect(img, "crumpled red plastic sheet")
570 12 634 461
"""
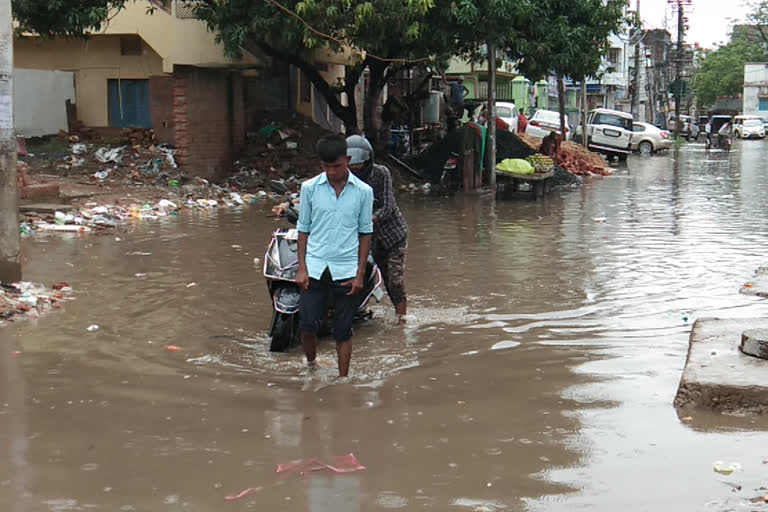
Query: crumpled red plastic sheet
276 453 366 475
224 454 365 501
225 487 263 501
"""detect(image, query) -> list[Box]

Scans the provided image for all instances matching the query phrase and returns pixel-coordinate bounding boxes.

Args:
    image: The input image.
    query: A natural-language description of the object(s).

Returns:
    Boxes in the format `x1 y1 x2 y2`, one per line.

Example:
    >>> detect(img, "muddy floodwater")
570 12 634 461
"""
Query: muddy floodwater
4 140 768 511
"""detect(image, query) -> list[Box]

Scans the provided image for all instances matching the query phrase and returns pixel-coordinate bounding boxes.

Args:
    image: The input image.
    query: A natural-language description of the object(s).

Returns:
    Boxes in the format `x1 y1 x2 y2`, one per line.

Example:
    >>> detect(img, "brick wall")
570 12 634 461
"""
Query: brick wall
232 73 245 149
172 66 245 181
149 75 175 144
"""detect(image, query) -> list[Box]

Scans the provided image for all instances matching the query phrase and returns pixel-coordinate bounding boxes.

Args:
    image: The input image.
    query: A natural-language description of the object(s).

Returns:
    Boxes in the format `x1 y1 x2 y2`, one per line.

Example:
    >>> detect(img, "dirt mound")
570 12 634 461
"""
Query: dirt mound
496 131 534 162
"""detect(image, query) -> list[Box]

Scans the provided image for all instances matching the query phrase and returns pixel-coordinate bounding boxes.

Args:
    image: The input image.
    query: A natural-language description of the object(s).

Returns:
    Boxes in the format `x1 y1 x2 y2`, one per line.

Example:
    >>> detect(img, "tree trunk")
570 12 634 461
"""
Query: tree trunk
364 60 388 152
0 0 20 283
256 41 359 133
557 73 567 142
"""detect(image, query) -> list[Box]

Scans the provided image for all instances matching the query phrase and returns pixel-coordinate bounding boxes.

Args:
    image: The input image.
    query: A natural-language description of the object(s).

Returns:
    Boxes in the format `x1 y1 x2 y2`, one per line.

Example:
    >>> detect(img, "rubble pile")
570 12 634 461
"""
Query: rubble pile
0 281 73 326
238 114 332 181
515 133 612 176
119 127 156 146
517 133 543 151
556 142 612 176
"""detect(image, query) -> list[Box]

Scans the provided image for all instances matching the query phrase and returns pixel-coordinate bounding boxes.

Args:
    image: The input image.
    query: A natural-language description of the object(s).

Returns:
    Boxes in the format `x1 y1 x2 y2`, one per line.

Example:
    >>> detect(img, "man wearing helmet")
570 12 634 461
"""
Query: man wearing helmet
346 135 408 324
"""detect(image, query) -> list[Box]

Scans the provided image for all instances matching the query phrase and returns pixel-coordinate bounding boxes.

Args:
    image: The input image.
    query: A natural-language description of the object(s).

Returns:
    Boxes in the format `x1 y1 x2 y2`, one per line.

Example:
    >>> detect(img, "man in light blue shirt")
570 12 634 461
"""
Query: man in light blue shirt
296 134 374 377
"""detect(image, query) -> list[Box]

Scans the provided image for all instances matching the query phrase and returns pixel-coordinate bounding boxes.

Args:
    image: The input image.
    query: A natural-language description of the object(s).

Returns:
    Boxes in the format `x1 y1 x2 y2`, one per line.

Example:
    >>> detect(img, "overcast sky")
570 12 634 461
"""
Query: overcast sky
638 0 752 48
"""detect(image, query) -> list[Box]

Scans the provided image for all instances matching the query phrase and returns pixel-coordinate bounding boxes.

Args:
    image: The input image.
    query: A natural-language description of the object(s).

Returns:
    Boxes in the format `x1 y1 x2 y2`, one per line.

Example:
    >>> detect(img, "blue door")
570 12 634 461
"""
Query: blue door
108 79 151 128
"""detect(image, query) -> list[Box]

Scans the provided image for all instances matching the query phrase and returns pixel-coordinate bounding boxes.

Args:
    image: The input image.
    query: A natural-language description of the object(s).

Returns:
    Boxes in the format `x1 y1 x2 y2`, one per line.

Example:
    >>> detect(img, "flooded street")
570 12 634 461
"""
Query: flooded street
4 139 768 511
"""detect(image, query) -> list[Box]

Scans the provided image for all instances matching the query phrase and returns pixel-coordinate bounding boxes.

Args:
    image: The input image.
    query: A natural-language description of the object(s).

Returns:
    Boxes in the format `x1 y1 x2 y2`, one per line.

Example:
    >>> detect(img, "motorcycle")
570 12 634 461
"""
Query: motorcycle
440 152 461 196
263 204 384 352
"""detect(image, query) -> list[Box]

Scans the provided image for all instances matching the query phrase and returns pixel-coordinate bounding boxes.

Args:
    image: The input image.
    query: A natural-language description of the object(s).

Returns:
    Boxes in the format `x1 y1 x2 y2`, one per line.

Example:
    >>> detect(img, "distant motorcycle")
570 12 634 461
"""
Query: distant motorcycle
263 203 383 352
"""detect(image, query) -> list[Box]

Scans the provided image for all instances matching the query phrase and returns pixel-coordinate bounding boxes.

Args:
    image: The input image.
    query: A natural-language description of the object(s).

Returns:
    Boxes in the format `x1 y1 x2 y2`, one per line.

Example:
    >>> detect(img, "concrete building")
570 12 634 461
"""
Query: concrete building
743 62 768 116
13 0 351 179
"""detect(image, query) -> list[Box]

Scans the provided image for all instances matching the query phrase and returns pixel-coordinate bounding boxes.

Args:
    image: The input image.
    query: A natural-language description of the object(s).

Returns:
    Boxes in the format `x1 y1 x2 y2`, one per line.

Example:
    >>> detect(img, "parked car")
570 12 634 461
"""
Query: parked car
525 109 570 141
495 102 518 132
630 122 673 154
761 117 768 132
668 114 699 140
573 108 633 161
735 117 766 139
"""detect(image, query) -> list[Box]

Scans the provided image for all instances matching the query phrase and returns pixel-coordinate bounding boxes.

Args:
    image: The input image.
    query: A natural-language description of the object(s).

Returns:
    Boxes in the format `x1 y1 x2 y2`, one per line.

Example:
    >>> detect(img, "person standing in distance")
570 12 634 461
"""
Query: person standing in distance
346 135 408 324
296 134 374 377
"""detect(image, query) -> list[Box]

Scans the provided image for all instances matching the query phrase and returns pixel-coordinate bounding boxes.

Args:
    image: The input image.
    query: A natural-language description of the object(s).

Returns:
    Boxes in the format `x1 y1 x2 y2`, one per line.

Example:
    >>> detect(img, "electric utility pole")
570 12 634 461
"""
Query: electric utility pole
0 0 20 283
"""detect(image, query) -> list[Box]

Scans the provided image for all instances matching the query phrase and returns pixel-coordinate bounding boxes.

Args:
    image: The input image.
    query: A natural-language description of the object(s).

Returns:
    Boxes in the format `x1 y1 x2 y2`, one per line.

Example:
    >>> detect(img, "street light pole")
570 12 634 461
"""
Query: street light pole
673 0 685 139
488 41 497 190
632 0 641 120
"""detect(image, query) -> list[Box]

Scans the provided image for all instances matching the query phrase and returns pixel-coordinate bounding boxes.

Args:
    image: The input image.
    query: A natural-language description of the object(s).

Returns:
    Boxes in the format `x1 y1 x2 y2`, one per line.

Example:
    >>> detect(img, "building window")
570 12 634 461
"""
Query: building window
175 0 201 19
608 48 622 73
759 97 768 111
120 36 143 56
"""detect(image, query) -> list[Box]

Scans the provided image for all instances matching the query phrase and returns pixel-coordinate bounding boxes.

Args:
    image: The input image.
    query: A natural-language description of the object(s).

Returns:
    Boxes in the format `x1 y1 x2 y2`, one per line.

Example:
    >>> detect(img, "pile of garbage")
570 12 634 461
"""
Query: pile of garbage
18 177 283 235
0 281 72 326
23 134 184 188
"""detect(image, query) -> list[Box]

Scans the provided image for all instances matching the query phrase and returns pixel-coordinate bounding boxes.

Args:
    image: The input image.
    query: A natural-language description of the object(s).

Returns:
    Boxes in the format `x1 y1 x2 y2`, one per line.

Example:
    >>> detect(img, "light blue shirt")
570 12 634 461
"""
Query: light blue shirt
297 171 374 280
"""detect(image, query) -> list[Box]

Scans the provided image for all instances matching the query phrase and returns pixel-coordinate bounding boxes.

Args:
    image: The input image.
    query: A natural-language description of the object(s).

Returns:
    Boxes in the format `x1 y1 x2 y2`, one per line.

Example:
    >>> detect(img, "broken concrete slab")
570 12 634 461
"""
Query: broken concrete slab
740 267 768 298
675 318 768 414
741 329 768 359
19 203 74 214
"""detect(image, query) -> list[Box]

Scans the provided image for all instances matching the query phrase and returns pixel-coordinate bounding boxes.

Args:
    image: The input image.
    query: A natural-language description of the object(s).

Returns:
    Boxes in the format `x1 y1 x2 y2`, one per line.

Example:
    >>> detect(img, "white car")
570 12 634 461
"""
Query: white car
630 122 673 154
525 109 570 141
495 102 518 132
573 108 633 161
736 118 766 139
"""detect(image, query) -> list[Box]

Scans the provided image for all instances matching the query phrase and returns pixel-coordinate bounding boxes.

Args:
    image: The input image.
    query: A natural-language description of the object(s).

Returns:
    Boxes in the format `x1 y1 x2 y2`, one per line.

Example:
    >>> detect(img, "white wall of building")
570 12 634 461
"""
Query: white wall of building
743 62 768 116
14 68 75 137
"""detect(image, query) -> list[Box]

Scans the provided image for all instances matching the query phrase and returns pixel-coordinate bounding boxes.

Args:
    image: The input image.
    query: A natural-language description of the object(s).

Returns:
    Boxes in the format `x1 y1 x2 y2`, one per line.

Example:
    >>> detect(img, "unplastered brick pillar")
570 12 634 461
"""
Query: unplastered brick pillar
172 73 189 167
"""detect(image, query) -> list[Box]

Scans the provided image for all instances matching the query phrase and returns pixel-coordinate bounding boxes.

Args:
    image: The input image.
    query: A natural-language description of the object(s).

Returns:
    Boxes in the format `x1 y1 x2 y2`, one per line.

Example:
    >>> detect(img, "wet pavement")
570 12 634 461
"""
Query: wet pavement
4 138 768 511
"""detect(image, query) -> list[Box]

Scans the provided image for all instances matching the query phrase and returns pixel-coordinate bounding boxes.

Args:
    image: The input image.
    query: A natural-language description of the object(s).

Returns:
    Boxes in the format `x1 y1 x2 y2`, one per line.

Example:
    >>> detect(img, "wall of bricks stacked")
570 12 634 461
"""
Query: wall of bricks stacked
172 66 246 181
149 75 175 144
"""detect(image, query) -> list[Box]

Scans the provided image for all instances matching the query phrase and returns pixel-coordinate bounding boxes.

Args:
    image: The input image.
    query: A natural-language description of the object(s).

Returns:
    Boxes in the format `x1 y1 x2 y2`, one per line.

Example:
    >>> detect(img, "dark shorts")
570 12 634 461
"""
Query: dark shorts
299 268 359 343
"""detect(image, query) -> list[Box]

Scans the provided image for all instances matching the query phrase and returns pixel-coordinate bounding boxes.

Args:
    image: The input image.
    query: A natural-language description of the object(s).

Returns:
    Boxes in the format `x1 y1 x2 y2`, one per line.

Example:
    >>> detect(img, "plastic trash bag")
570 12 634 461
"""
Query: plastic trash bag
95 147 124 164
497 158 535 175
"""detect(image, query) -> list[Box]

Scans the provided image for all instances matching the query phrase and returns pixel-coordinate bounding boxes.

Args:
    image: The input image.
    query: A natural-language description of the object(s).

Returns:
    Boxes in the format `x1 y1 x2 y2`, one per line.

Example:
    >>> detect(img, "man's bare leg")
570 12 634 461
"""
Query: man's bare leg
336 341 352 377
302 331 318 368
395 301 407 324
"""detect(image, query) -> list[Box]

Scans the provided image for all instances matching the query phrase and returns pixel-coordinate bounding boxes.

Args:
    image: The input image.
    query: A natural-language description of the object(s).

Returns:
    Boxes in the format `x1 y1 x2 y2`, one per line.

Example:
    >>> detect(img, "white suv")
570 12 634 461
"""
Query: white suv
574 108 633 162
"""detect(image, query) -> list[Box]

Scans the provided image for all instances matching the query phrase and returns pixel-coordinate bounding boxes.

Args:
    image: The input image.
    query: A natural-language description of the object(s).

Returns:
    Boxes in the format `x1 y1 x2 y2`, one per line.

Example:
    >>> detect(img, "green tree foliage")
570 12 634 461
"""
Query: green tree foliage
12 0 134 37
194 0 454 137
510 0 629 134
693 40 765 107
